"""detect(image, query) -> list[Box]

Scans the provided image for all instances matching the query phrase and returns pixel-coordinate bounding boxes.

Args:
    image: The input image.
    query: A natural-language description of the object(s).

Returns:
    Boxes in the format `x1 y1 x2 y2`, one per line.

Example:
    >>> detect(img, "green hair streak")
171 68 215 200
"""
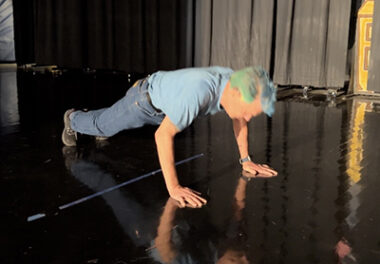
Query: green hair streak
230 67 259 103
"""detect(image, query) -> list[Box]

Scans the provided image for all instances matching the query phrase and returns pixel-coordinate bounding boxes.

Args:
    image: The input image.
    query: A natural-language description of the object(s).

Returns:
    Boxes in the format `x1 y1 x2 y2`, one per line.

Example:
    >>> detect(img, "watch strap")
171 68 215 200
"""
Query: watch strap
239 156 251 164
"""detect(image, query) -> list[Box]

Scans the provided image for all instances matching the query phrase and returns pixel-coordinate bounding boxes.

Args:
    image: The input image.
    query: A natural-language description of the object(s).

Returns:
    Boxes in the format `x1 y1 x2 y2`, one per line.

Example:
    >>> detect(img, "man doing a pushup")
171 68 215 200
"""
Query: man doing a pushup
62 66 278 207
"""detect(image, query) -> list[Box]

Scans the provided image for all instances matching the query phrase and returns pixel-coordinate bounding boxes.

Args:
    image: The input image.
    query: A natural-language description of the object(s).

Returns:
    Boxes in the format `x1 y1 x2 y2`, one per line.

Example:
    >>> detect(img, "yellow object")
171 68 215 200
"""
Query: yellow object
346 101 366 183
356 0 374 92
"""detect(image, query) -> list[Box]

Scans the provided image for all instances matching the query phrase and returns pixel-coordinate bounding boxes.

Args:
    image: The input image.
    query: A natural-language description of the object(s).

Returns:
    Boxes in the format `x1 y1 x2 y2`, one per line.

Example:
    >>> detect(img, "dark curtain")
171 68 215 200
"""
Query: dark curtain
368 0 380 93
194 0 274 71
0 0 16 61
13 0 364 89
33 0 194 73
195 0 352 88
273 0 351 88
12 0 35 64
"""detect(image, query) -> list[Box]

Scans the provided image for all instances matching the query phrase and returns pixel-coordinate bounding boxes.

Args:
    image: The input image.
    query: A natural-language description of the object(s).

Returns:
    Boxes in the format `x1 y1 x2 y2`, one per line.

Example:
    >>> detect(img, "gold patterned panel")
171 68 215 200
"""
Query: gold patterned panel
356 0 374 93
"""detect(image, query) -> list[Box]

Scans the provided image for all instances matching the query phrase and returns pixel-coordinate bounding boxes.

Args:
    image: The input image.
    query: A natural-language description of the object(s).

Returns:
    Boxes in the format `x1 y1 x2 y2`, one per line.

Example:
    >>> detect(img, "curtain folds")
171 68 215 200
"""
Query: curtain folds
33 0 193 73
14 0 359 88
273 0 351 88
195 0 352 88
0 0 16 61
194 0 274 71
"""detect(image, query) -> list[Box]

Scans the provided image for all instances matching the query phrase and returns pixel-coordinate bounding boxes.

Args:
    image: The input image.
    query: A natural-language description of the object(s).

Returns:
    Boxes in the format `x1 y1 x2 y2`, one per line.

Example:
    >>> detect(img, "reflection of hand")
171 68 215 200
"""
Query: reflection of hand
335 238 355 262
168 185 207 208
242 161 278 177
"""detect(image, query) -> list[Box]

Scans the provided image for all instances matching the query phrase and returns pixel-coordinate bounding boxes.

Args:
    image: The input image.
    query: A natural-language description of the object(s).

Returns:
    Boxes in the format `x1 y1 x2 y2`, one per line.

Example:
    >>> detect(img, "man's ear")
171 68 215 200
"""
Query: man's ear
230 87 242 99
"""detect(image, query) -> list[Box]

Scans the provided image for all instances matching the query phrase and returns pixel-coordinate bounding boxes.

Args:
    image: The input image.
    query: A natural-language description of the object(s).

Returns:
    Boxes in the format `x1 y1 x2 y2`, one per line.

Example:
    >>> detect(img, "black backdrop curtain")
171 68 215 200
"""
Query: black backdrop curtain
14 0 360 88
273 0 351 88
368 0 380 93
33 0 194 73
12 0 35 64
194 0 274 72
194 0 352 88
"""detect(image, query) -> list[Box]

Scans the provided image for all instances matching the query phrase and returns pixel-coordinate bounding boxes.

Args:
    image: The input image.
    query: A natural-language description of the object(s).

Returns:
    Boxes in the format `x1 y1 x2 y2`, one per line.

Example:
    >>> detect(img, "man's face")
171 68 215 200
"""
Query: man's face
227 87 263 122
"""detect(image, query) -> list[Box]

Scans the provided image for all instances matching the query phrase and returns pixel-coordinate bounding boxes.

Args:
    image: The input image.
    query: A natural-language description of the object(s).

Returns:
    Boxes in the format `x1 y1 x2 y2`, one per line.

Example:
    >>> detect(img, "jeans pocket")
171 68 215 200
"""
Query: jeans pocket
135 95 159 117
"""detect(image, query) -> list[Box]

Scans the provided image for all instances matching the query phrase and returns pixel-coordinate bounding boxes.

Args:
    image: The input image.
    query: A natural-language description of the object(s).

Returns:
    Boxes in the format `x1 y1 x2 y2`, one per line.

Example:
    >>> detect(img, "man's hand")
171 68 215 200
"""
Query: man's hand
242 161 278 177
232 118 277 178
168 185 207 208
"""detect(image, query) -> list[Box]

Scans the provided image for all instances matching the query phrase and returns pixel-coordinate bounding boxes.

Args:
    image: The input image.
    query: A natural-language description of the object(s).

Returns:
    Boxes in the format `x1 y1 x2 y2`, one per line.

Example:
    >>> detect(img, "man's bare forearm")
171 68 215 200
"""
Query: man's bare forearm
154 117 208 207
233 119 278 177
232 118 249 158
155 117 180 193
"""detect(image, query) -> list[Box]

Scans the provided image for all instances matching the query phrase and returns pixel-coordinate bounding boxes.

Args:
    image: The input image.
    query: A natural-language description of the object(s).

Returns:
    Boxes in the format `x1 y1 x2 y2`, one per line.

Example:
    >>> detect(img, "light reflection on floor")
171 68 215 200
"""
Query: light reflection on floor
0 68 19 134
1 70 380 263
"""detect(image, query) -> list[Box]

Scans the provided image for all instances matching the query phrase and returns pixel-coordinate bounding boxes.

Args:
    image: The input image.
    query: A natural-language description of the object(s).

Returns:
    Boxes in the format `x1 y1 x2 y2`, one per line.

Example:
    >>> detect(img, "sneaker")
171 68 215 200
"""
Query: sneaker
62 109 77 146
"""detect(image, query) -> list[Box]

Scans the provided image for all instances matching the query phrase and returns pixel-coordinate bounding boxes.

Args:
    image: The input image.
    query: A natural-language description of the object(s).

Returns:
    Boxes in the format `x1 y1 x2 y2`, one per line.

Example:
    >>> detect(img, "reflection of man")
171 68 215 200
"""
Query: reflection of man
151 171 276 264
62 66 278 207
62 147 157 246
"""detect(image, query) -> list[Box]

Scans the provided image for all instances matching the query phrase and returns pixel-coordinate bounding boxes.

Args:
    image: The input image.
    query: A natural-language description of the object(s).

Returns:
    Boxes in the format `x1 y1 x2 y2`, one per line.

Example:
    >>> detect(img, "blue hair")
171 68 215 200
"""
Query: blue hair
230 66 277 117
257 67 276 117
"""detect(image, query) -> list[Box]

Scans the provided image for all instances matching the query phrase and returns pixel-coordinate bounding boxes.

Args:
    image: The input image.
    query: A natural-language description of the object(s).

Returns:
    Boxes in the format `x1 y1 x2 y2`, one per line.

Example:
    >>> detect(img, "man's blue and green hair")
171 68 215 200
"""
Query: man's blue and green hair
230 66 277 117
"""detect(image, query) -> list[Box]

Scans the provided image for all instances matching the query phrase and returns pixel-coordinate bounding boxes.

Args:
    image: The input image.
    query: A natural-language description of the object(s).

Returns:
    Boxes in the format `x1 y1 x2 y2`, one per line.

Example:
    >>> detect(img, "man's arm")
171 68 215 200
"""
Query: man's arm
232 118 278 177
154 198 178 263
155 116 207 207
232 118 250 159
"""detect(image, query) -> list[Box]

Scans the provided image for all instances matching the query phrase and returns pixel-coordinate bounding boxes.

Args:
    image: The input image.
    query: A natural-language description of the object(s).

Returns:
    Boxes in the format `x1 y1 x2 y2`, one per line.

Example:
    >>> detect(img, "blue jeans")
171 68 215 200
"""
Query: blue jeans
70 79 165 137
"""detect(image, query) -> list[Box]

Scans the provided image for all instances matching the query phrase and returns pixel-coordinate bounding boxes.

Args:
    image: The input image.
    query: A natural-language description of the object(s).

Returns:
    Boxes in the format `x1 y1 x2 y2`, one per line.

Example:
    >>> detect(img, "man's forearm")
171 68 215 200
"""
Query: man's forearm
154 117 206 207
232 119 278 177
155 131 179 192
232 118 249 158
155 125 180 193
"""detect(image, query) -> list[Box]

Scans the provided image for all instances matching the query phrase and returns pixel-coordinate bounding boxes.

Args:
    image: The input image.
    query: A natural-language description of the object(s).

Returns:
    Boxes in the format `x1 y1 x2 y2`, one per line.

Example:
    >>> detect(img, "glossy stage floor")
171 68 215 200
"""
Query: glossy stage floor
1 67 380 264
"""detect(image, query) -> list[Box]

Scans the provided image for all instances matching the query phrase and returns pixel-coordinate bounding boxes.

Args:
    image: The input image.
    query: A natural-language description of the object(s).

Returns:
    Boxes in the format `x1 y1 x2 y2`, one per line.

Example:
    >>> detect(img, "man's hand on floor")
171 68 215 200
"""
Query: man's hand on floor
242 161 278 177
168 185 207 208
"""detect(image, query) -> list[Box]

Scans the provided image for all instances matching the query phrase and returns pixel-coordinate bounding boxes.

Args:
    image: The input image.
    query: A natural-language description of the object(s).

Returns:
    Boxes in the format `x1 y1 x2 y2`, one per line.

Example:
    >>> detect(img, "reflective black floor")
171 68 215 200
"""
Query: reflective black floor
1 68 380 264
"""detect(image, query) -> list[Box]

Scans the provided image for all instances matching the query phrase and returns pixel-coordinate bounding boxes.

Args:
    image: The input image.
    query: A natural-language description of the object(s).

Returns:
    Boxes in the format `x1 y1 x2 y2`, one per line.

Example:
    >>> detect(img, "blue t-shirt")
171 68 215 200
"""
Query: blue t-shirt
147 67 233 131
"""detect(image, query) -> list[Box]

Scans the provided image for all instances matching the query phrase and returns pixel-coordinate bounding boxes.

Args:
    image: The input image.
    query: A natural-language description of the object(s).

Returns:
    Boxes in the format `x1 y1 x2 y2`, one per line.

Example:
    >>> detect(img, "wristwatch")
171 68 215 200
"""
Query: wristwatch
239 155 251 164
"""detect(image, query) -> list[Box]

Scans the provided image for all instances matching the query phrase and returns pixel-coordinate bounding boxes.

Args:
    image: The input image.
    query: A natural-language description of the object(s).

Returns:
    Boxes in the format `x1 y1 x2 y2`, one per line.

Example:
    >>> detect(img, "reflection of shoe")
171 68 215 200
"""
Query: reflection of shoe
62 146 78 170
95 135 109 148
95 136 108 141
62 109 77 146
95 139 110 148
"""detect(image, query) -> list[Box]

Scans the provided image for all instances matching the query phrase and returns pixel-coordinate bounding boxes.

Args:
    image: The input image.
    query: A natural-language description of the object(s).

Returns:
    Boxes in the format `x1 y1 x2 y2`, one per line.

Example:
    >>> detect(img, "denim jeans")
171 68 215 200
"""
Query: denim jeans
70 79 165 137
